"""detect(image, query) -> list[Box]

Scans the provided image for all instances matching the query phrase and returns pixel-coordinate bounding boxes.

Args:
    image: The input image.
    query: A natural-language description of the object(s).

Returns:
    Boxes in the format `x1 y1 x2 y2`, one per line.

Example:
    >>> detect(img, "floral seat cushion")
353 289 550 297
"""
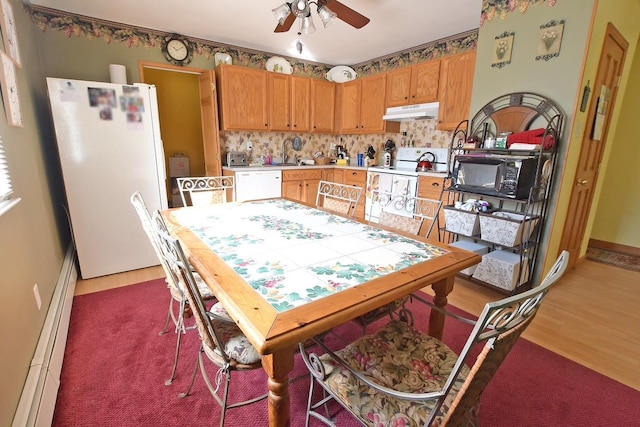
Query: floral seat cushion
320 320 470 426
201 317 261 366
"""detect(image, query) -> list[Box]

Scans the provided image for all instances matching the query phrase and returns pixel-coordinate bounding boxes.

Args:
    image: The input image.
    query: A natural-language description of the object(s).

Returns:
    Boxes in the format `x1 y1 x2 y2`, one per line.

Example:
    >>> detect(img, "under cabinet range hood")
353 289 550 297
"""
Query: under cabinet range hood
382 102 440 121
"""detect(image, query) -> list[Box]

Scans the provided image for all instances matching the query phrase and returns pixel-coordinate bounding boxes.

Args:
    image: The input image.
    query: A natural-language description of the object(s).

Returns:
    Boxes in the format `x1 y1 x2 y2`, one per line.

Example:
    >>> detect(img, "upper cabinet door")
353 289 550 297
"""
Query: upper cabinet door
410 60 440 104
216 65 269 131
291 76 311 132
360 73 387 133
385 67 412 107
437 51 476 131
311 79 336 133
269 73 291 131
337 79 361 133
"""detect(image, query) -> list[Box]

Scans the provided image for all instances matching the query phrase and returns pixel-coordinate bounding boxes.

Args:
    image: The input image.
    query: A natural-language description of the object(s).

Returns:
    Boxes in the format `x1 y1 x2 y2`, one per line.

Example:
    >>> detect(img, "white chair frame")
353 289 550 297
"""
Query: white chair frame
316 180 363 218
177 176 235 207
368 189 443 238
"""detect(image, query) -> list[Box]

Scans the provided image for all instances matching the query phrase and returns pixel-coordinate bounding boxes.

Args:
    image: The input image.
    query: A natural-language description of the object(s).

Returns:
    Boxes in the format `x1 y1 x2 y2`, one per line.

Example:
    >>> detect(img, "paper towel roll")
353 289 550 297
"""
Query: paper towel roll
109 64 127 84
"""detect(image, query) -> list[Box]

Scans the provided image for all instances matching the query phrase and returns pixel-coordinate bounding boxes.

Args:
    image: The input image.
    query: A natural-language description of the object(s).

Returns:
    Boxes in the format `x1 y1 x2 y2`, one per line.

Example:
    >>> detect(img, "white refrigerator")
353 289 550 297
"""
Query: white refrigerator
46 77 168 279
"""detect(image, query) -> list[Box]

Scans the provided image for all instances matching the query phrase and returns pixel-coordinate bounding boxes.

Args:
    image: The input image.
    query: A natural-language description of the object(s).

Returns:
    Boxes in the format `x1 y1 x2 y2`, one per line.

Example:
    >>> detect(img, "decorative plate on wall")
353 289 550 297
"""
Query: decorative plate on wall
214 52 232 67
265 56 293 74
325 65 357 82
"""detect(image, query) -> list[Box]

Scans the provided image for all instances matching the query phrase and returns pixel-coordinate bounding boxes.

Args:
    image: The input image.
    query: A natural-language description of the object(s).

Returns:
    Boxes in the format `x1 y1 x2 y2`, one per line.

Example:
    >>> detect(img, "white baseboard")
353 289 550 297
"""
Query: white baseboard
12 244 77 427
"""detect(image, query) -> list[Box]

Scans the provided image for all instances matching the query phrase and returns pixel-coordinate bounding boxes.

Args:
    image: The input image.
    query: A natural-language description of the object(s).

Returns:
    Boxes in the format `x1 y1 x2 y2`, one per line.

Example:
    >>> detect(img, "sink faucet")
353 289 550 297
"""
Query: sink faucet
282 138 292 164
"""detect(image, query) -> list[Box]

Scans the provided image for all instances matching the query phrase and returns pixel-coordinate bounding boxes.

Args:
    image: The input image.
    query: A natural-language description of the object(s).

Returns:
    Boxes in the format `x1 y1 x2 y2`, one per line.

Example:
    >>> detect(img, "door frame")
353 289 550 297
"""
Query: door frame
138 61 222 176
558 23 628 269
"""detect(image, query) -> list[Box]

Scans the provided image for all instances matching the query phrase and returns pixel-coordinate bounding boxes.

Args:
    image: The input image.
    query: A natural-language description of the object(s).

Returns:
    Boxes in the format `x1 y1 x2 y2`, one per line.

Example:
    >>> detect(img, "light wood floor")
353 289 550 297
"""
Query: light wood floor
75 258 640 391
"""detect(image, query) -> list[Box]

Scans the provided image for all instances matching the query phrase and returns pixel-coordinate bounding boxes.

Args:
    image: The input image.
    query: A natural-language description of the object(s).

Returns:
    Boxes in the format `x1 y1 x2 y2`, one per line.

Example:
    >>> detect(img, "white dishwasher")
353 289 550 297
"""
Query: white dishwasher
235 169 282 202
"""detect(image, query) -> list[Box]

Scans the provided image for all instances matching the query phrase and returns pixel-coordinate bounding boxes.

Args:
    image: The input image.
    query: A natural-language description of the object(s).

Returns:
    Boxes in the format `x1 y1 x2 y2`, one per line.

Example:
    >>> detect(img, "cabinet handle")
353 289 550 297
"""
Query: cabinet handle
432 182 440 187
577 179 588 186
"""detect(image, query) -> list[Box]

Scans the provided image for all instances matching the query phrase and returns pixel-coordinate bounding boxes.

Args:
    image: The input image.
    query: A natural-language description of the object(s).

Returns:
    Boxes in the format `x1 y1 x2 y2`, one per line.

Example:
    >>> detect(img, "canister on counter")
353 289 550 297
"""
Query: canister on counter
496 132 511 149
357 153 364 167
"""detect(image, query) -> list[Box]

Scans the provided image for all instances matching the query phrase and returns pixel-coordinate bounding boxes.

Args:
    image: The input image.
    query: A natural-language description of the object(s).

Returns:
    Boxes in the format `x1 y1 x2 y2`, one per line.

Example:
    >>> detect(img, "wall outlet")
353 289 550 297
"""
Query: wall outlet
246 141 253 151
33 283 42 310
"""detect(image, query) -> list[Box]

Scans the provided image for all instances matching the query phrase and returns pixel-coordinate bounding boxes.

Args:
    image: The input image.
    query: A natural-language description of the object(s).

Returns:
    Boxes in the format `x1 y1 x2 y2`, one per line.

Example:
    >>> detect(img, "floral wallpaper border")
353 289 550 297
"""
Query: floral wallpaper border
481 0 557 27
28 4 477 79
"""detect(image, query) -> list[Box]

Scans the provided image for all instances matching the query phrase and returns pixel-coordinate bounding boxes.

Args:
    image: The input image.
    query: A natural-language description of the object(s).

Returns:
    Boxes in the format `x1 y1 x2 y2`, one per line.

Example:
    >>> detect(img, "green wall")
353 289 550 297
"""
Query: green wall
1 1 66 423
471 0 595 276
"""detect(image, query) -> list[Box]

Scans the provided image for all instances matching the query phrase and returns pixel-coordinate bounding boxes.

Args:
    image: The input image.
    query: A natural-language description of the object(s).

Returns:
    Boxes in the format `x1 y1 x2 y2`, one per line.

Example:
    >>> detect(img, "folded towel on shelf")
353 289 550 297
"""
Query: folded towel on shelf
507 128 555 149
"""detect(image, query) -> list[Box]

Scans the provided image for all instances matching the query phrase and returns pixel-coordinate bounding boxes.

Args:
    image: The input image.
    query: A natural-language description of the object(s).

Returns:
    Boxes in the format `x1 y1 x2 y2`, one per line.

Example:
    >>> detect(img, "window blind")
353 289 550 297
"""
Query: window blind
0 136 12 201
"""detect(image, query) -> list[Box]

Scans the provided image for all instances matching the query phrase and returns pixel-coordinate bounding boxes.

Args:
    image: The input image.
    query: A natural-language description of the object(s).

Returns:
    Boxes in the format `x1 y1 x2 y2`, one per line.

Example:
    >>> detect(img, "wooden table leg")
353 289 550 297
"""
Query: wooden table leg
429 275 455 340
262 346 295 427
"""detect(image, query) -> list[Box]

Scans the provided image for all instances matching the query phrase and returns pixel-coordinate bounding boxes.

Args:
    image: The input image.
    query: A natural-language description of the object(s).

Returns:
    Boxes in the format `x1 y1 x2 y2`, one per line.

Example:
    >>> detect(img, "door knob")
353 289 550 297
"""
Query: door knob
577 179 588 186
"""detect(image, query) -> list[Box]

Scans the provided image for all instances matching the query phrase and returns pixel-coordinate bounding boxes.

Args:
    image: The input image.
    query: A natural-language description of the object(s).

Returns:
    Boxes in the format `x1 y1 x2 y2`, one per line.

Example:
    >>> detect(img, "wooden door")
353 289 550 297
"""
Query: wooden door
269 73 291 131
360 74 387 133
437 51 476 130
198 70 222 176
282 179 302 201
291 76 310 132
311 79 336 133
559 23 627 269
216 65 269 131
385 67 412 107
411 60 440 104
338 80 361 133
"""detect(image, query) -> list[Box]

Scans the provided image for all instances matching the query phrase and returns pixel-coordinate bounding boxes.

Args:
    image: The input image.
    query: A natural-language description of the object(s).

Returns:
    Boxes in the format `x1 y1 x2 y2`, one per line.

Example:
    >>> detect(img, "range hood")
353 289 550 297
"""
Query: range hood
382 102 440 121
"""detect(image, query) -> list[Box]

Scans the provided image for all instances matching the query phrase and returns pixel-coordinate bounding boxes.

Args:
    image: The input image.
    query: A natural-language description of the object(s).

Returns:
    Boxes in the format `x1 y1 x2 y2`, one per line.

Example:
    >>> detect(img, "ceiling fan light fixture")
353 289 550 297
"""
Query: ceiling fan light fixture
299 14 316 34
272 3 292 25
292 0 310 18
317 5 337 28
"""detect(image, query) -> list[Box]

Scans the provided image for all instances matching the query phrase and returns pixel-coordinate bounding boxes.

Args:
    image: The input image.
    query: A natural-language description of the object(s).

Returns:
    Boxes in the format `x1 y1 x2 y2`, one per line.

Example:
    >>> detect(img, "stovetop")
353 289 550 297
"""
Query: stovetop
369 147 450 175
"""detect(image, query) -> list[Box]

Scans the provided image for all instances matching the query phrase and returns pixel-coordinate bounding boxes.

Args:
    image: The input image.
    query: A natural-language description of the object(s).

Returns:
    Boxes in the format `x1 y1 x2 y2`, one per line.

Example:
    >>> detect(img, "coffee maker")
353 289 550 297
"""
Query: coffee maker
383 140 395 168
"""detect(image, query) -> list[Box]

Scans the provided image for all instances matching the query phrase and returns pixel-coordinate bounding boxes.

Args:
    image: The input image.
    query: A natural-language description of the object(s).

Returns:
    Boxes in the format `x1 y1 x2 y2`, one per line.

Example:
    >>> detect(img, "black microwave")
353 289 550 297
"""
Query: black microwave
452 155 538 199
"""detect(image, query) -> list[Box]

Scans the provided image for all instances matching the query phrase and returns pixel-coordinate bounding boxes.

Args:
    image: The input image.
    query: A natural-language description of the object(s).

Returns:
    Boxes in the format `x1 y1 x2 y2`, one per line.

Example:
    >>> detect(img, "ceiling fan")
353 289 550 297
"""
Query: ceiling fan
272 0 370 34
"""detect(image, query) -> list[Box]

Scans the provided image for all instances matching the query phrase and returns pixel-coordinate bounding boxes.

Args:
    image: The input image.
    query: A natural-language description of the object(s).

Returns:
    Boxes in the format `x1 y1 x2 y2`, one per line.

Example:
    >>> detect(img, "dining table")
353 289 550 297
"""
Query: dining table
160 198 480 426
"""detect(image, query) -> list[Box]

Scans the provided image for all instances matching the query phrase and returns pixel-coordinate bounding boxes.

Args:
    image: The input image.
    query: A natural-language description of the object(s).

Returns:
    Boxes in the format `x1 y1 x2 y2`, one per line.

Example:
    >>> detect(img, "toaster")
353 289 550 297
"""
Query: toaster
226 151 248 166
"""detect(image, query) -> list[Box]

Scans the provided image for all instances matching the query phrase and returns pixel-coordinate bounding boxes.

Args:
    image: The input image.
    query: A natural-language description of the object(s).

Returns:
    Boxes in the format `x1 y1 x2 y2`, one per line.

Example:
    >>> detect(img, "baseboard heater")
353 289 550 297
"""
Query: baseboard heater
12 244 77 427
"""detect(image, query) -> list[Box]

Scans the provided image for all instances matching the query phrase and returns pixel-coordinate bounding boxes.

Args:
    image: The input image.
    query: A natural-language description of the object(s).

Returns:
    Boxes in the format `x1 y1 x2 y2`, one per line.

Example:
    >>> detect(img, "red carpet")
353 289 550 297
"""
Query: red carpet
53 278 640 426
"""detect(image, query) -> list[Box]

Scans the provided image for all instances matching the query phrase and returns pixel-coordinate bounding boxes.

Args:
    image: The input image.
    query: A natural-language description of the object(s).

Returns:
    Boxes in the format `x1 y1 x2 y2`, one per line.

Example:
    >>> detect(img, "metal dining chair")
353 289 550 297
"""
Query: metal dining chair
300 251 570 427
152 211 268 426
177 176 235 206
316 180 363 217
352 190 444 333
130 191 220 385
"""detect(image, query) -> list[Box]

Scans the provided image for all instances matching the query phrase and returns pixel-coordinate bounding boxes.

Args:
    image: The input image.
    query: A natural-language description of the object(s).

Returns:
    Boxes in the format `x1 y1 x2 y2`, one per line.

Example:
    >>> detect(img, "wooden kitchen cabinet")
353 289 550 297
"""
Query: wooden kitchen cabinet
418 175 447 244
269 74 311 132
291 76 311 132
216 65 269 131
269 73 291 131
437 51 476 131
282 169 322 205
386 60 440 107
311 79 336 133
337 74 399 134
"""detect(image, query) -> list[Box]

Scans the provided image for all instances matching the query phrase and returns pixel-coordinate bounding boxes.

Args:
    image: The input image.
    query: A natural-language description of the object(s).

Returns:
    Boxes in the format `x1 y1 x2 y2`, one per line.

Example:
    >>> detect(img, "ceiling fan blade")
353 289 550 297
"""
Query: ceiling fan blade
324 0 370 29
274 13 296 33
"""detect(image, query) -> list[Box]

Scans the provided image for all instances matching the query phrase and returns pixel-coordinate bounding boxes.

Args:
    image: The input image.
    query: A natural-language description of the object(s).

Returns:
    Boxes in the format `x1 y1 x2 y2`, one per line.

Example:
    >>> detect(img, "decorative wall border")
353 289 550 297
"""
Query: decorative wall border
481 0 557 27
28 5 478 79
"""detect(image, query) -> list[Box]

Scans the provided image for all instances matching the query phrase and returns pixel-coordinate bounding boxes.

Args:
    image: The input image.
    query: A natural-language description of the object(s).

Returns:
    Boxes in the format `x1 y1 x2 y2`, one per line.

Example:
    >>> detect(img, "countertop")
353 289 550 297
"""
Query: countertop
222 163 447 178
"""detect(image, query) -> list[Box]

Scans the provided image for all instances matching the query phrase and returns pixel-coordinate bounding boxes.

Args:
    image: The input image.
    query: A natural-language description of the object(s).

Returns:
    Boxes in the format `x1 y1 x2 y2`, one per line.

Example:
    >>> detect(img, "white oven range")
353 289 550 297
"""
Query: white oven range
365 147 448 222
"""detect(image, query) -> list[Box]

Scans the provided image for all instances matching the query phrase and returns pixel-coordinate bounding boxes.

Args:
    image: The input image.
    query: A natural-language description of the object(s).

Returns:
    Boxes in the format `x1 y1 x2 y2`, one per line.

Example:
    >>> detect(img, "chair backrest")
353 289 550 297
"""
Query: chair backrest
437 250 570 425
369 190 442 237
177 176 235 207
130 191 182 297
151 210 232 365
316 180 362 217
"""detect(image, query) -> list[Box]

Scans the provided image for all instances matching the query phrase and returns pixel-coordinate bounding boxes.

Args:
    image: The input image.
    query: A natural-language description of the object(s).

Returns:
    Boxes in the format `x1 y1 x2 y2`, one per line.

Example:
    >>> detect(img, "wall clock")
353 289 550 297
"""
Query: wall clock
0 51 22 127
161 34 193 66
0 0 21 67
